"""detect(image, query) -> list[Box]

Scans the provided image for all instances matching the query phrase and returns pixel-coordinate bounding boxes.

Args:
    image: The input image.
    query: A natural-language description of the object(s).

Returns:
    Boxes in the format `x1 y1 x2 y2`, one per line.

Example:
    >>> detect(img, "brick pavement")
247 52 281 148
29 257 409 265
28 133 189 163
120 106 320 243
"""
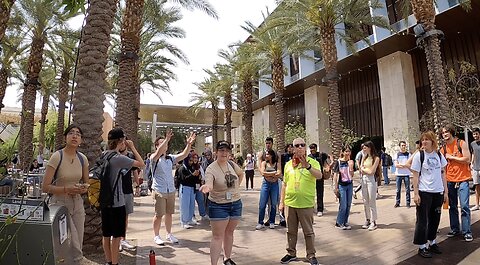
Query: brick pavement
127 174 480 265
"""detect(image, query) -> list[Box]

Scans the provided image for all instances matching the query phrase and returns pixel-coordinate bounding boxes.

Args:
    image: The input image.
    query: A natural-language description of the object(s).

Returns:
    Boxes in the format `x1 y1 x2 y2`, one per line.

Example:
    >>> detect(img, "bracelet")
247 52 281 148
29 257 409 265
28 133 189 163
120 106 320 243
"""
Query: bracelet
306 164 312 170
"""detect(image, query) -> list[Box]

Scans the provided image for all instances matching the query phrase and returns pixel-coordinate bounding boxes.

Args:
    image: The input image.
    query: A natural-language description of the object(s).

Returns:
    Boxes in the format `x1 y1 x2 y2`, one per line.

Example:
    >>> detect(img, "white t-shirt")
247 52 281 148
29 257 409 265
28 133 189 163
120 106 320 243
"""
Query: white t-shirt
410 150 447 193
394 152 411 176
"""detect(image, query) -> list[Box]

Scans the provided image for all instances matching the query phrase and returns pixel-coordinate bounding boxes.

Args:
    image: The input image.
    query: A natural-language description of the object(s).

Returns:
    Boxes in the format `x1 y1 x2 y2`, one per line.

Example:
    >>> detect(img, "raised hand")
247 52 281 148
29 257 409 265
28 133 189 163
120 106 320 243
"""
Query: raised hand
298 154 308 167
186 132 196 145
165 129 174 142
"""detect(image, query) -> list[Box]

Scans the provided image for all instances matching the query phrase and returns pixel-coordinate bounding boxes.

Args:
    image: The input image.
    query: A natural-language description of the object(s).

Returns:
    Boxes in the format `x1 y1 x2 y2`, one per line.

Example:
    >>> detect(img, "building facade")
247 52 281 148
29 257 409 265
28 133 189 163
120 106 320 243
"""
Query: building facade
252 0 480 154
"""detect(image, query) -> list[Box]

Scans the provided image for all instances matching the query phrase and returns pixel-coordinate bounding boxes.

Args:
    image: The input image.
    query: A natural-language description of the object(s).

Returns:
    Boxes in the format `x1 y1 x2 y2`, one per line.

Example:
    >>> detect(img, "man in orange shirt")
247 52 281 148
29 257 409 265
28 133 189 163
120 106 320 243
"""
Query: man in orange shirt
441 124 473 242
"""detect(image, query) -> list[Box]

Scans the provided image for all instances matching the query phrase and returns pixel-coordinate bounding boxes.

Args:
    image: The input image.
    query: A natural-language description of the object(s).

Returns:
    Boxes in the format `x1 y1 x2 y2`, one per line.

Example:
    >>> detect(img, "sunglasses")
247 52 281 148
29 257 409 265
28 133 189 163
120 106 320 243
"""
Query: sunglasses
294 143 306 148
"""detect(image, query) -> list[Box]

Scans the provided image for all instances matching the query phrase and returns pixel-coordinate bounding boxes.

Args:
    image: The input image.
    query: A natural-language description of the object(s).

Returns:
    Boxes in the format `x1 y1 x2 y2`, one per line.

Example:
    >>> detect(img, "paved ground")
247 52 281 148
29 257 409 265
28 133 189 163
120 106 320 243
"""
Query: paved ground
121 173 480 265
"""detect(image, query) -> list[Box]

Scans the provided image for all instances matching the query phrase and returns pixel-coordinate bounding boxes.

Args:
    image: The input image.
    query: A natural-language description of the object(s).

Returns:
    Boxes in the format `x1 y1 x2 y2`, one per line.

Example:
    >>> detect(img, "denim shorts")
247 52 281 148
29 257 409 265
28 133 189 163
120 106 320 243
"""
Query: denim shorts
208 199 242 221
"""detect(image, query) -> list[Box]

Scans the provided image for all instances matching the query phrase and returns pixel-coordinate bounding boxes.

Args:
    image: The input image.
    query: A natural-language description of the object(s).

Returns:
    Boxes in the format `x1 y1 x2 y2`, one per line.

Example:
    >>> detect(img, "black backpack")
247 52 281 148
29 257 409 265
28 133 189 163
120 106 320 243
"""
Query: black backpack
384 153 393 167
89 151 119 209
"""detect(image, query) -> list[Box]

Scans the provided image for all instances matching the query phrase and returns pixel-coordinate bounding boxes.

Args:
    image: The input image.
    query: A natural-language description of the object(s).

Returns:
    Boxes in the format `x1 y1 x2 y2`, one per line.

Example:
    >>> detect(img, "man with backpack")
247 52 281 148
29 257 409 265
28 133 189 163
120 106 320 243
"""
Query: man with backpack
393 141 411 208
101 128 144 265
150 129 196 245
441 124 473 242
309 143 330 217
380 147 393 185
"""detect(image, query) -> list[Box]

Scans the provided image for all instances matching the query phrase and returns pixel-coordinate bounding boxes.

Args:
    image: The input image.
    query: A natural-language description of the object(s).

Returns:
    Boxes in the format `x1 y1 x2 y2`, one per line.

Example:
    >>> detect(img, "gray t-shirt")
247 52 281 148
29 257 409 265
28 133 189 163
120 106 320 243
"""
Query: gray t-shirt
105 151 134 207
471 141 480 170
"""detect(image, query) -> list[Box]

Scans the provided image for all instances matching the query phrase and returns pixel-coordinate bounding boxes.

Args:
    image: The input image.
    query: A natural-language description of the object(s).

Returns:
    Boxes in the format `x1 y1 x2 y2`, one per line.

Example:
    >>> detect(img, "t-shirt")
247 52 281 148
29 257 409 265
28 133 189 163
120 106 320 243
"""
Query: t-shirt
151 154 179 194
104 151 134 207
283 157 320 208
332 160 353 185
394 152 411 176
410 150 447 193
245 159 255 171
443 139 471 182
471 141 480 171
205 161 243 204
47 150 89 187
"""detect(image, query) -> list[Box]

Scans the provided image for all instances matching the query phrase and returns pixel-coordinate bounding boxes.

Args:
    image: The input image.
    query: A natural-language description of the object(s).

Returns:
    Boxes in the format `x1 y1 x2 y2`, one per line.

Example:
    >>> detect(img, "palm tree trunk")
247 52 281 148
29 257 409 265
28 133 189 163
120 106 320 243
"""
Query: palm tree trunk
320 28 343 160
19 36 45 172
0 0 15 42
212 103 218 145
224 88 232 143
115 0 145 144
0 67 7 113
71 0 118 252
272 58 285 151
55 68 69 150
38 92 49 156
242 78 253 155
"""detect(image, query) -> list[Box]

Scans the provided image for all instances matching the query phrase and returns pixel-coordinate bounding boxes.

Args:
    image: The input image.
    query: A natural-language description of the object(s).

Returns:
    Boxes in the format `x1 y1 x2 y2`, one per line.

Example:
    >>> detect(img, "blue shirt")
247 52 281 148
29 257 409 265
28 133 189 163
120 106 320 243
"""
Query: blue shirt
152 154 179 193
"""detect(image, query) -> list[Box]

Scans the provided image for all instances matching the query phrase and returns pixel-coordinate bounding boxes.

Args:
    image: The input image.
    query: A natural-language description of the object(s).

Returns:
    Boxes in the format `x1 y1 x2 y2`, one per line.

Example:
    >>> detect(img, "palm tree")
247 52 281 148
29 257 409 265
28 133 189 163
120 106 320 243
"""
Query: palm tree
16 0 66 171
275 0 389 158
0 18 28 113
37 67 57 156
241 13 306 151
209 62 235 143
190 77 221 145
0 0 15 41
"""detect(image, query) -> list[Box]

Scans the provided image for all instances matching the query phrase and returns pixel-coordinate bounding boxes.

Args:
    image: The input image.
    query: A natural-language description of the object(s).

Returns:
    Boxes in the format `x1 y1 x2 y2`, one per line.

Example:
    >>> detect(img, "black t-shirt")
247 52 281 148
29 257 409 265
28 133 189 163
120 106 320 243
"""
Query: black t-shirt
121 152 138 194
332 160 353 186
281 153 293 175
178 164 201 187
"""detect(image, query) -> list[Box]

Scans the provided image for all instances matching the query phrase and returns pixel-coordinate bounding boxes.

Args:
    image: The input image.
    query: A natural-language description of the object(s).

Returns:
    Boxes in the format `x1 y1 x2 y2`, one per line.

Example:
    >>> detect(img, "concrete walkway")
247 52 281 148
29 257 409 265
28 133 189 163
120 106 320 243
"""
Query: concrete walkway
126 174 480 265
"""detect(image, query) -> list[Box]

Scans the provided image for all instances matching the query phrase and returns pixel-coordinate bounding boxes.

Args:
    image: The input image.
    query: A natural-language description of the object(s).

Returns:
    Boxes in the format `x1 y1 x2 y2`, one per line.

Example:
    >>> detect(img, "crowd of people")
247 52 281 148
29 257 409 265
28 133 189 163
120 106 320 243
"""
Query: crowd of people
34 122 480 265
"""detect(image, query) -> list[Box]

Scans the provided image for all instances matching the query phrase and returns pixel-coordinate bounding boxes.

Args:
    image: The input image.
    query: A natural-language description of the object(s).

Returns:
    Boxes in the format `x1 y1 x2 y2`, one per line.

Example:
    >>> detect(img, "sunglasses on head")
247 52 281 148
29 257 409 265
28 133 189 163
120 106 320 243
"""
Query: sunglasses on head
294 143 306 148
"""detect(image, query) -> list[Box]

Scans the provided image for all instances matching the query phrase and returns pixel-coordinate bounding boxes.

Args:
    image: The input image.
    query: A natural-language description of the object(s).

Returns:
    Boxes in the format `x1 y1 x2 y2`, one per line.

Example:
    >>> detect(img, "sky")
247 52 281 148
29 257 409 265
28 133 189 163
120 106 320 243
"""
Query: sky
3 0 277 116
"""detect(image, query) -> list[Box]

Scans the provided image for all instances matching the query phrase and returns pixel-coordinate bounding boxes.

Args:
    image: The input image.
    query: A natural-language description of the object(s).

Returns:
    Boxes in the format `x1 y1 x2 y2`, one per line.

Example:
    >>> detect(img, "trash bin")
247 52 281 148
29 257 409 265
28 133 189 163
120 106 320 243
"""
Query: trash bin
0 197 73 265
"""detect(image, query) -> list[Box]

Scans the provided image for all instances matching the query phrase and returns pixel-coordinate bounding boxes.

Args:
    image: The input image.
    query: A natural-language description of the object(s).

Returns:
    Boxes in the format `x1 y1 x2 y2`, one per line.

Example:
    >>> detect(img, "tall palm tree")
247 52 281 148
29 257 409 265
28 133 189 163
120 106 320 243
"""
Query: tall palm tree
276 0 389 158
16 0 66 171
0 0 15 41
242 13 307 151
190 77 221 145
235 43 260 156
71 0 118 166
37 67 57 156
0 18 28 113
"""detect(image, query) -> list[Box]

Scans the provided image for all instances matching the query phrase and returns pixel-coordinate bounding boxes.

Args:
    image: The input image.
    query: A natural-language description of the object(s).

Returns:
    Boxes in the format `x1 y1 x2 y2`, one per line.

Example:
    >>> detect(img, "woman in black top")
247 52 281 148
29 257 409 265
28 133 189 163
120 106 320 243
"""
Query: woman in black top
333 146 355 230
178 152 201 229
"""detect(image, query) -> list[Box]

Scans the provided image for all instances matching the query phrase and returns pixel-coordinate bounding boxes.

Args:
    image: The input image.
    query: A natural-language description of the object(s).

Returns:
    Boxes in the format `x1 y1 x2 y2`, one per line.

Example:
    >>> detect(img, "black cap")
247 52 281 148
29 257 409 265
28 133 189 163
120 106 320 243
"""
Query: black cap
108 128 125 140
216 140 231 150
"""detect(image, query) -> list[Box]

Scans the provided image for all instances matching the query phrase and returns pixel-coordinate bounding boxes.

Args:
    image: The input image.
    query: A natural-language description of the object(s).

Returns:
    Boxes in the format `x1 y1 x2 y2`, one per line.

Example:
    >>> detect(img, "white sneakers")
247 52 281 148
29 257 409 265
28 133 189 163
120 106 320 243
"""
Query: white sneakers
368 222 377 231
183 224 194 229
154 234 178 245
120 240 135 250
154 235 165 246
255 224 264 230
166 233 179 244
316 212 323 217
189 219 199 226
269 223 275 229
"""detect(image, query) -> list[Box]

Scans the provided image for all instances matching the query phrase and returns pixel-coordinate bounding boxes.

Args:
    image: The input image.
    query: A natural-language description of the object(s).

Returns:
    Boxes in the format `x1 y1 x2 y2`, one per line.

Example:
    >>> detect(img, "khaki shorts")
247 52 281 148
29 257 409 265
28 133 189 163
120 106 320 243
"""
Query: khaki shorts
153 191 176 216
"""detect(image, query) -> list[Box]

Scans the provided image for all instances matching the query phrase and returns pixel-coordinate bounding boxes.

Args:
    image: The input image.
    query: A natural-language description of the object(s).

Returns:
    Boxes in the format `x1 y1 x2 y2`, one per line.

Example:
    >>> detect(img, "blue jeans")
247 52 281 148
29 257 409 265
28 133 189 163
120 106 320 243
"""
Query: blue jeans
395 176 411 206
194 189 207 217
258 179 279 224
383 166 389 185
179 185 195 224
336 183 353 225
448 181 471 235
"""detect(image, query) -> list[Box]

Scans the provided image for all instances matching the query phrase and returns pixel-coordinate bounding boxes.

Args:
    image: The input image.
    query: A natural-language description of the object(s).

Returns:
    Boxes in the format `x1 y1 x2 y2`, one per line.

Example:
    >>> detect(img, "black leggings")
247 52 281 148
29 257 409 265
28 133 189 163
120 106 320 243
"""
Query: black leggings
413 191 443 245
245 170 254 189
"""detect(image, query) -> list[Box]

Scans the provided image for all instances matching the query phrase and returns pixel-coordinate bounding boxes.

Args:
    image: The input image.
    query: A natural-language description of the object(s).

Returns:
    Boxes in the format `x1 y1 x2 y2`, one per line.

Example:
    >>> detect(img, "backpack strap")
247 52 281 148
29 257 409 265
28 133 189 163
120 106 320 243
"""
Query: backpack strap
52 150 64 185
419 150 425 177
457 139 463 154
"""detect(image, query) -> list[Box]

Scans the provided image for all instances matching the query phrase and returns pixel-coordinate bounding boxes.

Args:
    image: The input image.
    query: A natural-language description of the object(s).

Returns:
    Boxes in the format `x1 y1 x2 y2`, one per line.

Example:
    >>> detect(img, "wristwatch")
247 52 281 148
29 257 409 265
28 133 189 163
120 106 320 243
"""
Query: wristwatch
306 163 312 170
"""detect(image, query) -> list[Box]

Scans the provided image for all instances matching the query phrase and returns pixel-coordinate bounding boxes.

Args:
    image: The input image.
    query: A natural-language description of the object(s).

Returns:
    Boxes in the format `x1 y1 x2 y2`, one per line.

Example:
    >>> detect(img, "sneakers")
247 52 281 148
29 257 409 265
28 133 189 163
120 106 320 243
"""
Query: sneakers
183 224 193 229
269 223 275 229
255 224 264 230
368 222 377 231
280 254 297 264
447 231 460 237
189 218 199 226
429 243 442 254
309 257 319 265
335 223 346 230
223 258 237 265
471 205 480 211
418 248 432 258
154 235 165 246
316 212 323 217
166 233 179 244
464 234 473 242
362 220 371 229
279 220 287 227
344 223 352 230
120 240 136 250
201 215 210 221
394 204 400 208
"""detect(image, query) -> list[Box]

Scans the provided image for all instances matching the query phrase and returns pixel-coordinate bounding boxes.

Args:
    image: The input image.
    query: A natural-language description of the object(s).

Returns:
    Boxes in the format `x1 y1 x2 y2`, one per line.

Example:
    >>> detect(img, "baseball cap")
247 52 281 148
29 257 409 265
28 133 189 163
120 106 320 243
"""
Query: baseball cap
216 140 231 150
108 128 125 140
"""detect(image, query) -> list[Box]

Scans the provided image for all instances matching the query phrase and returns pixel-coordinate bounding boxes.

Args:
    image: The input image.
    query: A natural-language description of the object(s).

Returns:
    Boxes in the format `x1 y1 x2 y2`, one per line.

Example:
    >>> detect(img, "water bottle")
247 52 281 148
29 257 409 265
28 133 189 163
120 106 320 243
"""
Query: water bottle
149 249 156 265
